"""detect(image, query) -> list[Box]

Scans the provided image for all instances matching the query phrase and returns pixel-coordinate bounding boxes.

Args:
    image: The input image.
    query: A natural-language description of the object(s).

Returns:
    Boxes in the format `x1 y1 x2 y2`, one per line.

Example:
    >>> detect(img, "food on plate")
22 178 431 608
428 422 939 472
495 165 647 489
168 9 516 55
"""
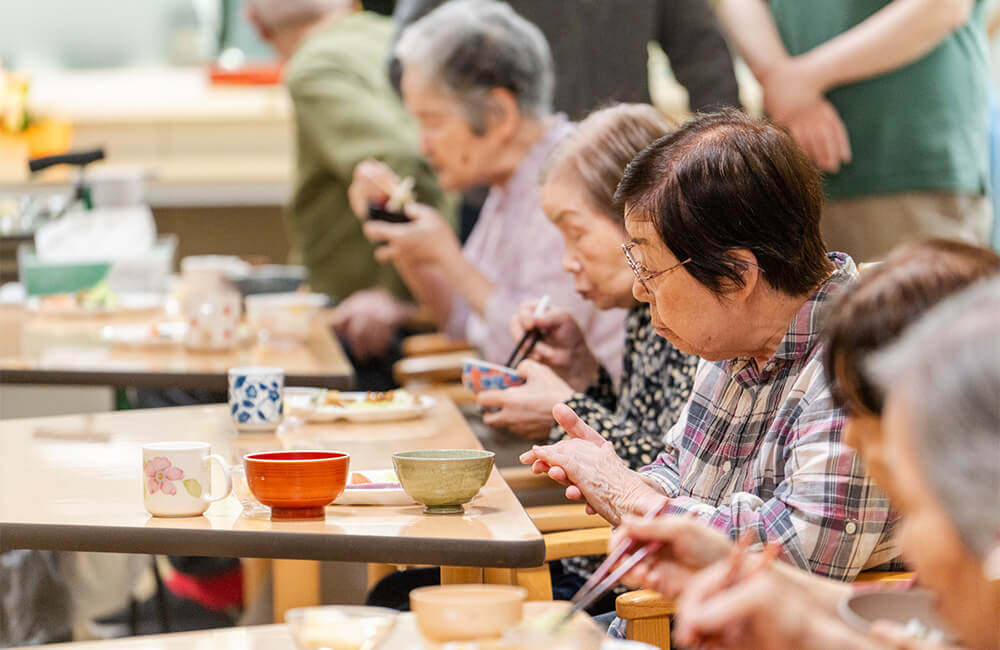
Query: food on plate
291 606 396 650
346 469 401 490
323 390 417 410
77 281 118 309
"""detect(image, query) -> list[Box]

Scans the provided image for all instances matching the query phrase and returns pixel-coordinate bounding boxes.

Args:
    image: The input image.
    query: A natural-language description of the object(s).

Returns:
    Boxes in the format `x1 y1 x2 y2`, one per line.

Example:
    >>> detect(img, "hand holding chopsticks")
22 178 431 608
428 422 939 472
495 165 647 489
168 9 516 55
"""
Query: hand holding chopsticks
505 295 550 369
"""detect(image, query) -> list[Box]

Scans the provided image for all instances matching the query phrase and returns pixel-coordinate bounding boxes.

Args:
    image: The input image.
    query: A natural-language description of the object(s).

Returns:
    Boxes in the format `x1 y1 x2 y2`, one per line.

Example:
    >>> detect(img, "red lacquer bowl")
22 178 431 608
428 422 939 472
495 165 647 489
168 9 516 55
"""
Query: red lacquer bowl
244 450 350 519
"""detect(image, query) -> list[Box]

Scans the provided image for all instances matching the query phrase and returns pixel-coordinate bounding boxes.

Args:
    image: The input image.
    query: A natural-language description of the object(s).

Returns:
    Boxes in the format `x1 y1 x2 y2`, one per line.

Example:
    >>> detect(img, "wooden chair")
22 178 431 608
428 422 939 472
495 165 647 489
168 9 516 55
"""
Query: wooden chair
393 333 478 406
616 570 915 649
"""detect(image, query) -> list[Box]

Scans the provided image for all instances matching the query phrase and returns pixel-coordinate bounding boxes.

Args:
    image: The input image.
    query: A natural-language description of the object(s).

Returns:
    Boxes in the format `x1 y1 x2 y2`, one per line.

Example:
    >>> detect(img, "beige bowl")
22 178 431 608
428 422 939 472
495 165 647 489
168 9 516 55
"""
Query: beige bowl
411 584 526 642
392 449 495 514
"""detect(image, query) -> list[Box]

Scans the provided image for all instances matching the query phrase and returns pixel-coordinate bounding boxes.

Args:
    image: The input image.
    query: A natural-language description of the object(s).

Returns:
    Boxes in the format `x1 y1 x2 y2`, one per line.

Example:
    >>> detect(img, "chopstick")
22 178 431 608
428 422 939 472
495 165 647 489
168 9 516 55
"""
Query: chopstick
504 295 550 369
555 500 672 625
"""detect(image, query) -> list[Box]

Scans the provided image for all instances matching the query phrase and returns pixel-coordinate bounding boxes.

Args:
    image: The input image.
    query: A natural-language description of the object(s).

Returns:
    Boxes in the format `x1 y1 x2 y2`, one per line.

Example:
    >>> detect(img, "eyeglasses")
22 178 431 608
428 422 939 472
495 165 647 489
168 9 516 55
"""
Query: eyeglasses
621 242 691 291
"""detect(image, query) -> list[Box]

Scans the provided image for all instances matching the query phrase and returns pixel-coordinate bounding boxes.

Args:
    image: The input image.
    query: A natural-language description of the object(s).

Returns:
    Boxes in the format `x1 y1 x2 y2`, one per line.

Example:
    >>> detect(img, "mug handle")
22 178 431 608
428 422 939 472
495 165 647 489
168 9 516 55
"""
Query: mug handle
203 454 233 504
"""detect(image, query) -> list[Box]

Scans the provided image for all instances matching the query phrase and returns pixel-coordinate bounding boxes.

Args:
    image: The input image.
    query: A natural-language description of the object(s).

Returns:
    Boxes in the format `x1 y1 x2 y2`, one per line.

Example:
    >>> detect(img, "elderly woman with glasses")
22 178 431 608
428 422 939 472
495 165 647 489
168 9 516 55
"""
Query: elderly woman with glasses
665 269 1000 650
521 110 899 582
342 0 623 371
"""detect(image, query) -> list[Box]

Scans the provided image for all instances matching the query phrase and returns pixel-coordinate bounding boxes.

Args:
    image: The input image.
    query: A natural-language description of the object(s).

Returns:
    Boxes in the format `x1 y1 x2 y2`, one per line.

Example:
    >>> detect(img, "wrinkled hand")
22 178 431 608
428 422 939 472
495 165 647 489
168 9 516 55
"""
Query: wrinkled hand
612 514 734 600
363 202 461 267
761 57 825 124
508 302 600 392
518 404 660 524
477 360 574 440
782 99 852 173
329 288 413 361
348 160 402 219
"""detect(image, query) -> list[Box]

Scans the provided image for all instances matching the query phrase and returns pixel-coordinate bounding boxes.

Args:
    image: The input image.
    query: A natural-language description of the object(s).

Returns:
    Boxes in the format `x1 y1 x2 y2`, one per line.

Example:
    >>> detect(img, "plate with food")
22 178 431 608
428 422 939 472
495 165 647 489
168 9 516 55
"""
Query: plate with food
306 390 435 423
334 469 414 506
100 322 186 346
27 283 164 316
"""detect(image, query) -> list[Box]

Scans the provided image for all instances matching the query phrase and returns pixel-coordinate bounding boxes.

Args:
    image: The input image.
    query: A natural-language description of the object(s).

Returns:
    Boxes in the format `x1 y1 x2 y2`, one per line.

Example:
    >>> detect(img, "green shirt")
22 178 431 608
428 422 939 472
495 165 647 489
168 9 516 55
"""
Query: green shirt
284 11 450 301
769 0 990 201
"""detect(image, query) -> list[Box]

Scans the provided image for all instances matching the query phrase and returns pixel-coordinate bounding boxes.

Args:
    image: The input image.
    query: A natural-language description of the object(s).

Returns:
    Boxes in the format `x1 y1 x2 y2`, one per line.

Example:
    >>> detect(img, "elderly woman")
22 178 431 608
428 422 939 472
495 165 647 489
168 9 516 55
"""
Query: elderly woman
669 269 1000 650
522 110 897 581
345 0 623 370
477 103 700 449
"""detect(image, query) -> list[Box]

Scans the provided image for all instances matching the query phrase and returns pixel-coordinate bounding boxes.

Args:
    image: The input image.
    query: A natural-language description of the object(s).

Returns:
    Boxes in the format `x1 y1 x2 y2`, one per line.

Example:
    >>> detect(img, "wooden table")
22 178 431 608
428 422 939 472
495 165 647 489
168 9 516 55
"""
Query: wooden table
6 604 601 649
0 306 354 390
0 396 546 616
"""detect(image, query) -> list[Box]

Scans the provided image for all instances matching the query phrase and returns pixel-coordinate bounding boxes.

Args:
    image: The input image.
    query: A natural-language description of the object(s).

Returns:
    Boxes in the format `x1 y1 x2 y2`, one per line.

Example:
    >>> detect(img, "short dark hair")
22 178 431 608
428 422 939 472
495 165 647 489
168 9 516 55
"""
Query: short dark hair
614 109 830 296
823 238 1000 415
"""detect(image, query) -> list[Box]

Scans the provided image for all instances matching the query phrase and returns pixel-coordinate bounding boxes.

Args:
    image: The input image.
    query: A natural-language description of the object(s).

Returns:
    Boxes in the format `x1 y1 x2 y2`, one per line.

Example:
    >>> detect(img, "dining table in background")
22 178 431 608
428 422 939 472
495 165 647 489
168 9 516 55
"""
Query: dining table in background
0 304 354 390
0 391 546 621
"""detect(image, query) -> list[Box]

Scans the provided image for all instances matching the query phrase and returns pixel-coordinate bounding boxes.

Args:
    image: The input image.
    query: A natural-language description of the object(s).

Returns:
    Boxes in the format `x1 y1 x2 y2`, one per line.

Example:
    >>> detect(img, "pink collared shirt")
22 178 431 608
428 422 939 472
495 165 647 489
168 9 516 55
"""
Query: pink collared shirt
444 115 625 377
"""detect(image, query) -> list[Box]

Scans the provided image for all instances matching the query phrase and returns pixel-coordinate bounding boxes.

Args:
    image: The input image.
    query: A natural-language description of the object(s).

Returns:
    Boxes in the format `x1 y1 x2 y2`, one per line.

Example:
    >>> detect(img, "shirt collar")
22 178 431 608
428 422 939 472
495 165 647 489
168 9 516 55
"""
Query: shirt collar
724 252 857 379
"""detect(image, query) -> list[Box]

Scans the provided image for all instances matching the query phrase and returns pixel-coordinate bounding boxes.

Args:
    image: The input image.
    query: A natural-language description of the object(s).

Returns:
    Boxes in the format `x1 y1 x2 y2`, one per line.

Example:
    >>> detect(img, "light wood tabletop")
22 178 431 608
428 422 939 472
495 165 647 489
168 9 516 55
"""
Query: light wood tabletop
0 395 545 568
0 306 354 390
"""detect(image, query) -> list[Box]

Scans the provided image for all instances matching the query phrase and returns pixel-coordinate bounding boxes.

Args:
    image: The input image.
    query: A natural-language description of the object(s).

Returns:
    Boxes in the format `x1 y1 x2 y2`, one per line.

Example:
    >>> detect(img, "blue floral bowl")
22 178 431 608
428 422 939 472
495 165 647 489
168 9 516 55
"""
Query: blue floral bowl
228 366 284 432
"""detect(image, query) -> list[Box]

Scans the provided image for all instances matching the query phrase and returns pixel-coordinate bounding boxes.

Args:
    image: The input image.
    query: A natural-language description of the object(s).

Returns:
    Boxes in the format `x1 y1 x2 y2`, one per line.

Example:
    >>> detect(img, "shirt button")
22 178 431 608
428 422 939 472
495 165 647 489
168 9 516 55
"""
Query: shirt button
722 460 732 473
845 520 858 535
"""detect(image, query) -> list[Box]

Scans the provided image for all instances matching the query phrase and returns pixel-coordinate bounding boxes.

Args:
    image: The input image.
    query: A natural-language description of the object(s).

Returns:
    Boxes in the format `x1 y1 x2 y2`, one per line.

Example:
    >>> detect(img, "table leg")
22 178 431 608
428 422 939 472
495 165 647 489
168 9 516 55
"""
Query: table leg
273 559 321 622
440 566 483 584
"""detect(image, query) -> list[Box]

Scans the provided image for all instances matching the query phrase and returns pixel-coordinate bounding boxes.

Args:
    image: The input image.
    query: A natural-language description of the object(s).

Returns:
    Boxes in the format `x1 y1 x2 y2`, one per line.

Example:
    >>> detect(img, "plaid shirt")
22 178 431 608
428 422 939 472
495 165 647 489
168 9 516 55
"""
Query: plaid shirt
640 253 899 580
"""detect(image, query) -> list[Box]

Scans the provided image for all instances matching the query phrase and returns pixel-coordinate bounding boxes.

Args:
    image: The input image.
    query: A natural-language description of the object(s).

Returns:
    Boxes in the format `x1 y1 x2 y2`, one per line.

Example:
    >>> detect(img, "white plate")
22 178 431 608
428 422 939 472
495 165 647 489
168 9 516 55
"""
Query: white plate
334 469 414 506
284 387 326 417
100 322 186 346
303 393 436 423
27 292 165 316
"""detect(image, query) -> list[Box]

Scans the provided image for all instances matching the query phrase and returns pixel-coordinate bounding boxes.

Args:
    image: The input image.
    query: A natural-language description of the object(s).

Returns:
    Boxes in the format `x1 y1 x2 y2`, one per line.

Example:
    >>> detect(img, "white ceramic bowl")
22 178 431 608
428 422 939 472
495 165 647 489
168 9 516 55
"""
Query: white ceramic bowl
245 292 328 340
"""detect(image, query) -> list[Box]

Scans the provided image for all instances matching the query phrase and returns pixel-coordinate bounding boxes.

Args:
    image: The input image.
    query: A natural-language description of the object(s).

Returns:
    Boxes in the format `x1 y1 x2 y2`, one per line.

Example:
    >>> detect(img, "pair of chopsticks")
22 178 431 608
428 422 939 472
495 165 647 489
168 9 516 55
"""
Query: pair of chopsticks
504 295 550 369
555 500 673 626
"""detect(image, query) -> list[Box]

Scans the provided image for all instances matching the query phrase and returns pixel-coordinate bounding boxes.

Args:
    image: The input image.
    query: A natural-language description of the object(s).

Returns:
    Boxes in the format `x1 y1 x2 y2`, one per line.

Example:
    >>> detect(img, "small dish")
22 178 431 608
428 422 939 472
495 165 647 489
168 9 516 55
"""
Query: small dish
243 450 349 519
839 589 956 643
101 321 186 346
286 604 397 650
27 291 165 316
411 585 526 642
298 391 436 423
392 449 495 514
461 358 524 393
284 387 327 418
334 469 415 506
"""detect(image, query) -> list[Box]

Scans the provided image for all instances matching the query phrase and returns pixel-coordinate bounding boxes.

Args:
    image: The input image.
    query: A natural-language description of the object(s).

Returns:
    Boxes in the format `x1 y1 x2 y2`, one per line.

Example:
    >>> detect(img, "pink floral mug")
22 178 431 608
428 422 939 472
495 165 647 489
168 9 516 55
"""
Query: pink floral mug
142 442 233 517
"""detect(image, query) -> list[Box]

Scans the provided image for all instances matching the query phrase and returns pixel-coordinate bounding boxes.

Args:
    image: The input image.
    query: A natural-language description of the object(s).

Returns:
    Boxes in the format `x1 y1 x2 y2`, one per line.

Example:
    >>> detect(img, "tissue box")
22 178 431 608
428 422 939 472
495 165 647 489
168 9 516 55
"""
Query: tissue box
18 234 176 296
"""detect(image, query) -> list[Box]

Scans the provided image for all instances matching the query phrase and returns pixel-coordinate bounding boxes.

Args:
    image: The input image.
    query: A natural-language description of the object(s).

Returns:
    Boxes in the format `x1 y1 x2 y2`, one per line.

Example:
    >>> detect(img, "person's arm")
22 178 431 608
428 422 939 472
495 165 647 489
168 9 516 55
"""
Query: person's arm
716 0 792 80
657 395 895 581
796 0 975 92
654 0 742 110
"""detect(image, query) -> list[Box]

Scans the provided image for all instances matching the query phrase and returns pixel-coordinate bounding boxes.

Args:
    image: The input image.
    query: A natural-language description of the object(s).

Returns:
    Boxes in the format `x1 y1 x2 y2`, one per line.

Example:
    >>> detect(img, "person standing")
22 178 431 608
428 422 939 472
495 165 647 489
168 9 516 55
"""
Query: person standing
719 0 993 262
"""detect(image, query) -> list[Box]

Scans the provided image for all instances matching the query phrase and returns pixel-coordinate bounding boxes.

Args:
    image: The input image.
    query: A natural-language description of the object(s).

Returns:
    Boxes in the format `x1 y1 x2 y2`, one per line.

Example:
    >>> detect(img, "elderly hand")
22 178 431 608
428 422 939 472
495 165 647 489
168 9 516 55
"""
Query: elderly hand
518 404 664 524
477 360 574 440
508 302 600 392
611 514 734 600
760 57 825 124
782 100 852 173
329 288 414 361
363 202 461 268
348 160 403 219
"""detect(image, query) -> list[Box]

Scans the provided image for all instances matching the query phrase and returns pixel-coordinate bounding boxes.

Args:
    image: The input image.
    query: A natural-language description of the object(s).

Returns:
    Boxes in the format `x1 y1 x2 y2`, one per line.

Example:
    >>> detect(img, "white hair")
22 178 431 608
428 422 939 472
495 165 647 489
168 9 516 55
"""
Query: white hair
869 276 1000 561
394 0 554 134
247 0 355 31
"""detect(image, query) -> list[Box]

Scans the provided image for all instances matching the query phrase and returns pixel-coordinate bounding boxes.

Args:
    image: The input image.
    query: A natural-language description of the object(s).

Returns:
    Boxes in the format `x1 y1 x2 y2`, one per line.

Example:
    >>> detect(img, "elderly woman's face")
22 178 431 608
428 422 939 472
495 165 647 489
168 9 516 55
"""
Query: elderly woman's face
540 170 635 311
882 392 998 647
623 213 745 360
401 69 495 192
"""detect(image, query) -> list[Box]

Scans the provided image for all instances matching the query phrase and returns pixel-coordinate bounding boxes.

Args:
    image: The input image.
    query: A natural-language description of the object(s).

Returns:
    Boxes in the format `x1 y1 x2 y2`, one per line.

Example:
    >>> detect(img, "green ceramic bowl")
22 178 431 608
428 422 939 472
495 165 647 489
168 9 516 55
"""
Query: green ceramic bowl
392 449 495 514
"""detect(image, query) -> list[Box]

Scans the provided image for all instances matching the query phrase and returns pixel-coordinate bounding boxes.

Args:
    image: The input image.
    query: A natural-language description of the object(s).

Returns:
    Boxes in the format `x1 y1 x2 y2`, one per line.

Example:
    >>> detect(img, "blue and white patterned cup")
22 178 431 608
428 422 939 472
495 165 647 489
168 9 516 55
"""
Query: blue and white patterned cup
228 366 284 432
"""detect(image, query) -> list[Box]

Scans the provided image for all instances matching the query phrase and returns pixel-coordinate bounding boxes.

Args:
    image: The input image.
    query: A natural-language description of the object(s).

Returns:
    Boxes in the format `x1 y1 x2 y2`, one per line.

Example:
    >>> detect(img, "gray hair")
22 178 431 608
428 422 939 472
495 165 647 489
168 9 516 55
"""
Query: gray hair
247 0 354 31
869 276 1000 560
394 0 554 134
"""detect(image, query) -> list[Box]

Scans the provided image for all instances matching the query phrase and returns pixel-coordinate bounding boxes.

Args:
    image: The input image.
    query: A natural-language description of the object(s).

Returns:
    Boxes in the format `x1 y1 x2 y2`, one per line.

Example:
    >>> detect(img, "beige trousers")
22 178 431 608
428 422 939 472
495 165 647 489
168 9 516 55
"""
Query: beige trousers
822 191 994 263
